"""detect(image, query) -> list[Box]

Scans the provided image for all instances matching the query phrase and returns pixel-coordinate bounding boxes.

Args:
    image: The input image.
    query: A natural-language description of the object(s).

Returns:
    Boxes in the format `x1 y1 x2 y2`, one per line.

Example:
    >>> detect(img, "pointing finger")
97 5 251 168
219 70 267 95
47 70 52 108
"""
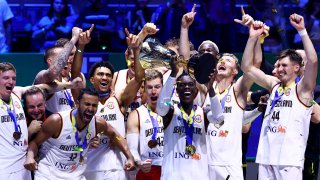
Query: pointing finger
125 28 130 37
89 24 94 33
241 6 245 16
191 3 196 13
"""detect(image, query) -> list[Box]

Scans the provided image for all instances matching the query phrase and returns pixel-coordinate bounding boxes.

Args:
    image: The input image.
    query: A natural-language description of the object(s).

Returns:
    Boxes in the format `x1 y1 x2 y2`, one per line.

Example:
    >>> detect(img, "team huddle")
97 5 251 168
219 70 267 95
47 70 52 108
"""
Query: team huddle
0 4 318 180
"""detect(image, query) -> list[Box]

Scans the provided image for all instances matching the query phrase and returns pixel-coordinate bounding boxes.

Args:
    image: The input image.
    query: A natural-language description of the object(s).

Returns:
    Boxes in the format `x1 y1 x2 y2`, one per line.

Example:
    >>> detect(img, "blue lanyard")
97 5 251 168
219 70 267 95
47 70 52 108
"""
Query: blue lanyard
71 110 90 160
147 105 159 141
0 98 19 134
269 76 300 114
98 91 110 98
179 104 196 146
63 90 74 108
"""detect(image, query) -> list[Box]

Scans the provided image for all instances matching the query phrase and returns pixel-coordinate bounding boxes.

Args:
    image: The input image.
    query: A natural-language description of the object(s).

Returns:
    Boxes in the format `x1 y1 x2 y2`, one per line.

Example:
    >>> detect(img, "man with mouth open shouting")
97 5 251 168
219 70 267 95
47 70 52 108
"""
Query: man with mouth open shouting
69 23 157 179
0 62 84 180
156 56 224 180
24 87 135 180
126 69 165 180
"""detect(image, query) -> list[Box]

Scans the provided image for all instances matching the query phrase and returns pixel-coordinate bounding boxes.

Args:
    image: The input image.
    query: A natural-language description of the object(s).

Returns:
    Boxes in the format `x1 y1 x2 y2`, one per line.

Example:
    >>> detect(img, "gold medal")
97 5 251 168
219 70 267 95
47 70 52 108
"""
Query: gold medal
13 131 21 140
148 140 158 148
185 144 196 155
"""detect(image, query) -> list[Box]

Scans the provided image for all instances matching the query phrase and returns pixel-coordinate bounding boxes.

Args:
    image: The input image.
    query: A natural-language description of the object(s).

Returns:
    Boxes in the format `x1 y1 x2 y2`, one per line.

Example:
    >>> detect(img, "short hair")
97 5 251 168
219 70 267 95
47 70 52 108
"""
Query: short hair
198 40 219 54
44 46 62 65
277 49 303 66
55 38 69 47
176 72 195 84
78 87 99 101
145 69 163 85
21 86 45 107
165 37 194 51
220 53 240 70
89 61 115 78
0 62 16 73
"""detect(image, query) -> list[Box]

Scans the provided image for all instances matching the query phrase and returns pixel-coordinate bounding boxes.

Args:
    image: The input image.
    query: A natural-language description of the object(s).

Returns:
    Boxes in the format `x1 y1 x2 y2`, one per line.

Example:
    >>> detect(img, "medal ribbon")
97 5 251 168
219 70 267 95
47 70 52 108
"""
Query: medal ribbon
63 90 74 108
179 104 196 147
0 97 20 135
147 104 159 142
216 84 232 110
98 91 110 98
71 109 90 161
268 80 296 114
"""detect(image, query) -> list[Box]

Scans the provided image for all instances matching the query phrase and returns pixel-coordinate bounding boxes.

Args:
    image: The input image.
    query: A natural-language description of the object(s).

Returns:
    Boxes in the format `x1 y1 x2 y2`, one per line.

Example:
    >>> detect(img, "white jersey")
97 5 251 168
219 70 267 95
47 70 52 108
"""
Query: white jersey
46 78 74 114
256 83 313 167
137 105 164 166
161 104 209 180
0 93 28 174
204 85 244 166
85 96 126 172
36 109 96 179
114 69 141 120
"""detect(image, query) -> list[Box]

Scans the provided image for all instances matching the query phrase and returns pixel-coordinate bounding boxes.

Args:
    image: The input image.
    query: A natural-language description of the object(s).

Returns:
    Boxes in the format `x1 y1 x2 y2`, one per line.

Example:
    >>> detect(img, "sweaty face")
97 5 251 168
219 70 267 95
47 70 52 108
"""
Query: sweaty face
90 67 113 93
145 78 163 107
78 94 99 124
198 43 218 58
176 75 197 104
25 93 46 120
216 55 238 77
0 70 16 102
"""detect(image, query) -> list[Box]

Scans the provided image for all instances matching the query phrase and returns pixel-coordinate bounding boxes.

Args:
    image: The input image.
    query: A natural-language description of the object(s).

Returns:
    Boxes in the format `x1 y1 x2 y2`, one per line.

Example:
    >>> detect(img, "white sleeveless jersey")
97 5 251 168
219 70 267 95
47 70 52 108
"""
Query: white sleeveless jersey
204 85 244 166
137 105 164 166
85 96 126 172
161 104 209 180
114 69 142 120
46 78 74 114
37 109 96 179
256 84 312 167
0 93 28 174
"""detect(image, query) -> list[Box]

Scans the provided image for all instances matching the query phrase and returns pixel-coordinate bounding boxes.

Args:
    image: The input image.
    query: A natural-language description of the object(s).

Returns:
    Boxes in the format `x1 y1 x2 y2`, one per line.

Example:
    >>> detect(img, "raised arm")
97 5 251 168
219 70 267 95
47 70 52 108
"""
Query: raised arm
24 114 62 170
34 27 82 85
96 117 135 171
118 24 158 110
205 73 224 123
13 77 84 99
71 25 94 104
156 56 179 126
241 22 278 92
291 14 318 99
179 4 196 59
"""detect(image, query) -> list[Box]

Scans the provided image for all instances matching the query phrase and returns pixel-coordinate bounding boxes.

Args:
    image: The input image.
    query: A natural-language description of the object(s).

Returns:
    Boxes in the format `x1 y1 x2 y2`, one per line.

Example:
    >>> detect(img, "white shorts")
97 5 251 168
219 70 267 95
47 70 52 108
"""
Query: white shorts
83 169 126 180
0 168 31 180
208 165 243 180
258 164 302 180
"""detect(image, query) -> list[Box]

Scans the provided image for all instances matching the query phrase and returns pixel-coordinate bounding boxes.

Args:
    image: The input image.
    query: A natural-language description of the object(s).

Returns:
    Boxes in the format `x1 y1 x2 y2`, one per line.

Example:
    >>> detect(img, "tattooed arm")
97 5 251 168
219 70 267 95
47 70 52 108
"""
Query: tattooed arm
33 27 82 85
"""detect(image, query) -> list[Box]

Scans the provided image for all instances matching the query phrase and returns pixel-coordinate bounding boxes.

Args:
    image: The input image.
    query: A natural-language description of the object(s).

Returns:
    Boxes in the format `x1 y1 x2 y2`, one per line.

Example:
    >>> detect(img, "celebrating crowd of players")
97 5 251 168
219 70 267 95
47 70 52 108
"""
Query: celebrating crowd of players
0 4 319 180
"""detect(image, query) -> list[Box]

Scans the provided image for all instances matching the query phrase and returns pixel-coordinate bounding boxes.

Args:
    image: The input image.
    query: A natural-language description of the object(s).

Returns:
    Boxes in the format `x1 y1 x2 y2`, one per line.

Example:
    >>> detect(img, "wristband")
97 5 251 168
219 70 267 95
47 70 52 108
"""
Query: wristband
298 29 307 37
77 49 83 53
